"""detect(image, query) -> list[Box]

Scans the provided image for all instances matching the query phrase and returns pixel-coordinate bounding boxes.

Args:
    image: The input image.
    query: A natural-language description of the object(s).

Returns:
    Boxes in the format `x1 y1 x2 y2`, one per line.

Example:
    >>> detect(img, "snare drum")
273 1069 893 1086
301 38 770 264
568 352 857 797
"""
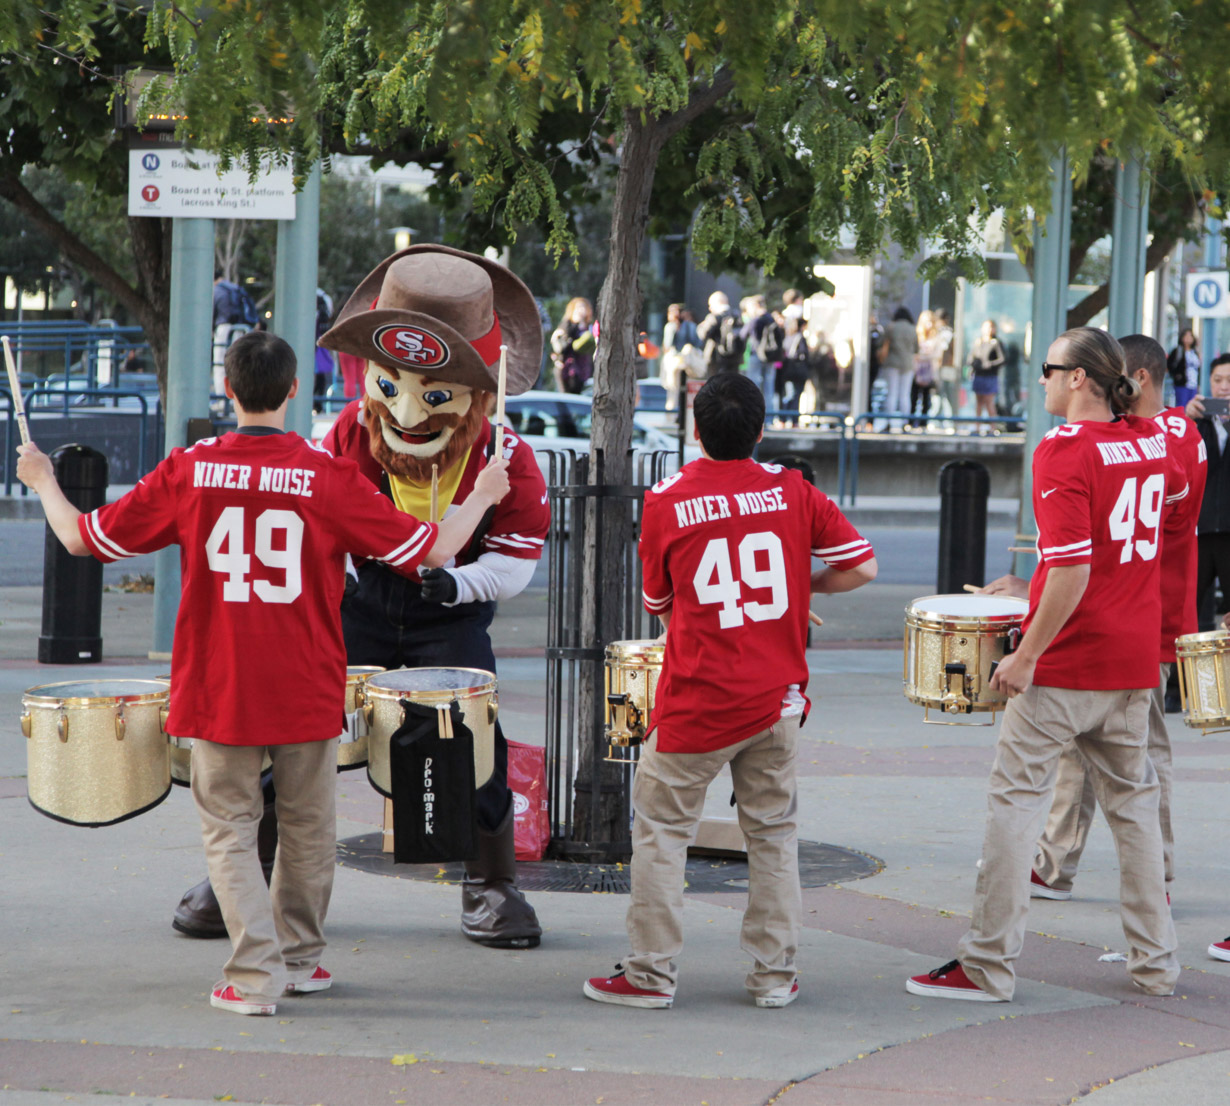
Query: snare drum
338 666 385 770
21 680 171 826
1176 630 1230 734
604 640 664 761
903 594 1028 723
364 668 497 796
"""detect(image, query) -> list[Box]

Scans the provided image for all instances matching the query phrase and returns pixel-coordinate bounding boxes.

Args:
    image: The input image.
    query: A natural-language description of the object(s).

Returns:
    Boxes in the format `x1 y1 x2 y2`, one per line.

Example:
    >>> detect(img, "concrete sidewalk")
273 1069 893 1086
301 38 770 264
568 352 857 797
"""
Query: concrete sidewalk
4 580 1230 1105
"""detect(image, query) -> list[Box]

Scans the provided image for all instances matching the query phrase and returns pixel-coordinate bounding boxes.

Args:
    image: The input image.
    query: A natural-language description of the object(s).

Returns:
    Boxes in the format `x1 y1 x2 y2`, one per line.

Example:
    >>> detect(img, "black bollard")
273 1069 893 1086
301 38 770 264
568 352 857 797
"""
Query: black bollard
937 459 989 595
38 444 108 664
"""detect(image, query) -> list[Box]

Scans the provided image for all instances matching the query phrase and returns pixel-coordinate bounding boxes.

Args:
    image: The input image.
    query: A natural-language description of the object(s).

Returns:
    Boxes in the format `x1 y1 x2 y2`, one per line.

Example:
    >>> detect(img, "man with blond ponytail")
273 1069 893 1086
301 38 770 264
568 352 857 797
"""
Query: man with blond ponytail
907 327 1185 1003
1029 335 1206 905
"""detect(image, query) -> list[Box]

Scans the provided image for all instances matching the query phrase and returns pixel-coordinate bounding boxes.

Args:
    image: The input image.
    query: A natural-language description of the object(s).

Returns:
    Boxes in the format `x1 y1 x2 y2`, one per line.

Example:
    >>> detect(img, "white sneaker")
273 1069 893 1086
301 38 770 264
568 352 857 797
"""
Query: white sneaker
755 980 799 1008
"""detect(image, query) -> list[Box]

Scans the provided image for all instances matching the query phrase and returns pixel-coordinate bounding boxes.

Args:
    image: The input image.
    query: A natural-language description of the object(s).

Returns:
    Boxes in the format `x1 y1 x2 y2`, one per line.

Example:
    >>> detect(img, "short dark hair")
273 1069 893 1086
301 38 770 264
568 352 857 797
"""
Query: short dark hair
893 306 914 324
693 372 764 460
1118 334 1167 392
1212 353 1230 372
224 331 297 413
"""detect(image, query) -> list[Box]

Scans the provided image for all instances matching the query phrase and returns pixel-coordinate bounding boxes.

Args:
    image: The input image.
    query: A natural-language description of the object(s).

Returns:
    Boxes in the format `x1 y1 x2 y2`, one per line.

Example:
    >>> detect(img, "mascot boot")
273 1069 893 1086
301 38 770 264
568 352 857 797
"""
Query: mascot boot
172 788 279 938
461 807 542 949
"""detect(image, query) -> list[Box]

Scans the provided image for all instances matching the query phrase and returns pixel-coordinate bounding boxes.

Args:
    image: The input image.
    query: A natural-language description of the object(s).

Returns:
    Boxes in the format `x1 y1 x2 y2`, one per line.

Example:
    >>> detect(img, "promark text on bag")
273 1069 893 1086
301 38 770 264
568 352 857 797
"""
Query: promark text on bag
423 756 434 836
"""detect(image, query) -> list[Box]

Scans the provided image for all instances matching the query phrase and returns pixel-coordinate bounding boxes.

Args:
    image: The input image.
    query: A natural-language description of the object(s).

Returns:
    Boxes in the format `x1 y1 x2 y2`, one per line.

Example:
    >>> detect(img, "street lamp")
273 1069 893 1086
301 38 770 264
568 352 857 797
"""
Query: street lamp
389 226 416 251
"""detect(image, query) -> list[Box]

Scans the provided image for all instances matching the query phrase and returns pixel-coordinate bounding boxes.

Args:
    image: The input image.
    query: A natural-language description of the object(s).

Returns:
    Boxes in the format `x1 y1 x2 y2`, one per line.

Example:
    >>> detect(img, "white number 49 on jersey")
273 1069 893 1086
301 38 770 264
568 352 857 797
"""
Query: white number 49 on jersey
1108 474 1163 564
206 506 304 603
693 531 788 628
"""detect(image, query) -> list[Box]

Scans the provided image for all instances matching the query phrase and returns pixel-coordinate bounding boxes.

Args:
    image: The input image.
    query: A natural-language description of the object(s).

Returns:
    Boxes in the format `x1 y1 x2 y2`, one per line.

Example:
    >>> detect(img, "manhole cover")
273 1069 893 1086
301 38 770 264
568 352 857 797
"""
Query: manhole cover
337 835 882 893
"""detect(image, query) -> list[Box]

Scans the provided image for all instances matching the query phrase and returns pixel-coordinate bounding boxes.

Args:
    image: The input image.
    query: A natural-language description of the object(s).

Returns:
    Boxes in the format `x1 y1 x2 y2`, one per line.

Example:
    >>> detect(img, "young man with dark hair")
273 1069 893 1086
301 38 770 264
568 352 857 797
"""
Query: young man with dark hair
17 330 510 1017
584 372 877 1010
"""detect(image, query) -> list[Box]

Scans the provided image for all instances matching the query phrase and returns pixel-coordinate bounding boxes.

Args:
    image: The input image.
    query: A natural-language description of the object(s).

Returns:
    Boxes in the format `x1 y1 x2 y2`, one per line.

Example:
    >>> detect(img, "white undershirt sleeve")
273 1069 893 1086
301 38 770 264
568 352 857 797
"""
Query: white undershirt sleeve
443 551 538 606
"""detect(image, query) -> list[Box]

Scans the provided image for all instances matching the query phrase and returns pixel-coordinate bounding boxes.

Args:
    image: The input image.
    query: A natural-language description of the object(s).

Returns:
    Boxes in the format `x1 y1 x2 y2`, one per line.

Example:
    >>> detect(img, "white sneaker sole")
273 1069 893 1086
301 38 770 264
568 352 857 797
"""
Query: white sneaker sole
755 987 799 1008
1208 944 1230 963
210 993 276 1015
905 978 1004 1002
285 977 332 994
1029 883 1071 901
583 980 672 1008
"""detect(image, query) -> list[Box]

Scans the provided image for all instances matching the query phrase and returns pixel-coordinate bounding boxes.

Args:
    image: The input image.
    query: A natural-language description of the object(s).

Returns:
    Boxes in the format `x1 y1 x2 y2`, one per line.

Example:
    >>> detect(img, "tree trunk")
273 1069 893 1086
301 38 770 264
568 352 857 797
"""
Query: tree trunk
570 109 665 845
1065 231 1182 330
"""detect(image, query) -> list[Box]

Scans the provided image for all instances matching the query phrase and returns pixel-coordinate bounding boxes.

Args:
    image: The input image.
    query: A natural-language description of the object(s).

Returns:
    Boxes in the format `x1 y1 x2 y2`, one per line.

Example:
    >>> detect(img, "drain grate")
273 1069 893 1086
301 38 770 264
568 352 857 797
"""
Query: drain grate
337 835 882 894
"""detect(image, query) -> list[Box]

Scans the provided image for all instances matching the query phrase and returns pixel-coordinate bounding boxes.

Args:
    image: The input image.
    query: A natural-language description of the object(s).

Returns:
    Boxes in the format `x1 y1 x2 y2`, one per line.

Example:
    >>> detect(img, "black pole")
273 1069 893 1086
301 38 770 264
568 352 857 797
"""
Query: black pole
38 444 108 664
937 459 989 594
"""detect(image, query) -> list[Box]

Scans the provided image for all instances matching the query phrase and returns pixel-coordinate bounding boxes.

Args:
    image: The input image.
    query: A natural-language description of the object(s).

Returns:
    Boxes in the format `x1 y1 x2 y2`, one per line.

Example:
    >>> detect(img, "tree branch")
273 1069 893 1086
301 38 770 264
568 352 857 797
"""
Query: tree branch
1065 231 1181 329
0 173 149 323
655 70 736 143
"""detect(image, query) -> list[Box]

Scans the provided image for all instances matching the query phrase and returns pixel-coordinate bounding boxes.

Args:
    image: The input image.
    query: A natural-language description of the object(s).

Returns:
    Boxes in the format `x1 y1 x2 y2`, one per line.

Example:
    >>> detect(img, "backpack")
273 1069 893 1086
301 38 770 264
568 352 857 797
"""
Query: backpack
717 313 746 362
756 320 785 363
216 280 258 328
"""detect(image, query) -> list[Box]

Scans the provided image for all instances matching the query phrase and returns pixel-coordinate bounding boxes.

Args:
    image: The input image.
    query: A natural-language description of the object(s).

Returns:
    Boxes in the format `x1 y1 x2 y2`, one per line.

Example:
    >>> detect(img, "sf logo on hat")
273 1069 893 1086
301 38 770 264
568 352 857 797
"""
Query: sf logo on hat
374 324 449 367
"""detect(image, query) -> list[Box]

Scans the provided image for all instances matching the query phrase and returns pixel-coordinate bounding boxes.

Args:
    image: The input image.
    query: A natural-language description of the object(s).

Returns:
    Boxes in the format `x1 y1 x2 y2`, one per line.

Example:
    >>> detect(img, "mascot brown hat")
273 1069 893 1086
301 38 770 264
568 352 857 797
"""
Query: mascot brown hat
318 244 542 395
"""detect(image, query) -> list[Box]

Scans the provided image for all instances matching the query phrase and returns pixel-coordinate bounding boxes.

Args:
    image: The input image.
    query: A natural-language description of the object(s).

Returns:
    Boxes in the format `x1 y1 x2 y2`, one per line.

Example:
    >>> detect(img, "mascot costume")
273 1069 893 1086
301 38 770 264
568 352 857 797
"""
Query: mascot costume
172 245 547 948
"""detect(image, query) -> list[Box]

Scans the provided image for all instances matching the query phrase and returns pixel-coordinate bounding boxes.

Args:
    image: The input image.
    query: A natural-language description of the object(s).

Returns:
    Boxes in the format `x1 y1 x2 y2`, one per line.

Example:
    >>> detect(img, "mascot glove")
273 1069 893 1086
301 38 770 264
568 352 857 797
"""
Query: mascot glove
420 566 460 605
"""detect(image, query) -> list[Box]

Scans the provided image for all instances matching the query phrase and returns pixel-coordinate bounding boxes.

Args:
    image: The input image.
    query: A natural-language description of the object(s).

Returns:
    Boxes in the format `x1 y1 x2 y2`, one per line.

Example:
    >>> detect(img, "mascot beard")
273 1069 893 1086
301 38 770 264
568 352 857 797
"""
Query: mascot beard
362 389 492 484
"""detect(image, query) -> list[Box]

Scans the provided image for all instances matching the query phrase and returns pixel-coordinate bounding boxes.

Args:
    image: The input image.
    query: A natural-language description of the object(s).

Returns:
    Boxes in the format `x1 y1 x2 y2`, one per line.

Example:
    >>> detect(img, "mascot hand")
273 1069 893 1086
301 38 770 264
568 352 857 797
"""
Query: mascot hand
420 566 460 605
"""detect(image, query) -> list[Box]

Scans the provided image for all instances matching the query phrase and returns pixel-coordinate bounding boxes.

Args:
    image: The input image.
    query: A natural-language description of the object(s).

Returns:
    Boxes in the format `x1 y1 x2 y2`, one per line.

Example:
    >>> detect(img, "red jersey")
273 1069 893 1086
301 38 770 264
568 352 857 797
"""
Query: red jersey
322 401 548 564
1027 415 1187 689
640 458 874 753
77 431 438 746
1153 407 1207 662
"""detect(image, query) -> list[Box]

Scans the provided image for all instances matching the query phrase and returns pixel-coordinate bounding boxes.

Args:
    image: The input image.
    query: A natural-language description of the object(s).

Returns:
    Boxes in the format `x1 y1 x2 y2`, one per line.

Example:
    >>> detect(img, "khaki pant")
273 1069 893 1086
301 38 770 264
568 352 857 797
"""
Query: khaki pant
1034 665 1174 891
957 685 1178 1001
623 720 800 999
191 738 338 1002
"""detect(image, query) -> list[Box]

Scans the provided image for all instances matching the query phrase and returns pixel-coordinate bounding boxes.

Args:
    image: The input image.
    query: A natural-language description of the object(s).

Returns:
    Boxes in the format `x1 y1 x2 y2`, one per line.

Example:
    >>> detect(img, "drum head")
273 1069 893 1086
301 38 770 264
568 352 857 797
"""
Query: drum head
367 667 495 697
23 679 169 706
909 595 1028 618
606 639 665 663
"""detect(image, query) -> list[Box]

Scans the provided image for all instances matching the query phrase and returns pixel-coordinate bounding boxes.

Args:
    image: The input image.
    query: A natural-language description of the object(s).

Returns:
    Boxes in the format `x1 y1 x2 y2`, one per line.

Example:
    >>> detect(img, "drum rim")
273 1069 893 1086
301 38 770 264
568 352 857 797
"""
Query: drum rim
345 665 386 682
606 640 665 661
22 679 170 707
365 666 496 699
907 593 1028 621
1176 630 1230 652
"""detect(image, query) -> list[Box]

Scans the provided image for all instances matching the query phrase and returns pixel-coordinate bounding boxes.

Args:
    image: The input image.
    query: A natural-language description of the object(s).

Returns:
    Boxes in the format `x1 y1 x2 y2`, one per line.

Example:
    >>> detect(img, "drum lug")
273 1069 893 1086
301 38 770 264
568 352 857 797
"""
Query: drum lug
159 707 170 734
942 662 972 714
363 701 375 728
1005 627 1021 654
20 712 31 738
114 703 126 741
354 683 367 711
488 693 499 725
57 705 69 743
605 692 645 748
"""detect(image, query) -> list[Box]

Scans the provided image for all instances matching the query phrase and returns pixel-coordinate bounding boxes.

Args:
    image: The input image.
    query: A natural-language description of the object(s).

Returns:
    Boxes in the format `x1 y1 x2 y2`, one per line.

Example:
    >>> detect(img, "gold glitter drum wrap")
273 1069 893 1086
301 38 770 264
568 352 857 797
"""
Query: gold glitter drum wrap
21 680 171 826
338 666 385 770
364 668 497 796
1176 630 1230 734
604 640 664 760
903 595 1028 724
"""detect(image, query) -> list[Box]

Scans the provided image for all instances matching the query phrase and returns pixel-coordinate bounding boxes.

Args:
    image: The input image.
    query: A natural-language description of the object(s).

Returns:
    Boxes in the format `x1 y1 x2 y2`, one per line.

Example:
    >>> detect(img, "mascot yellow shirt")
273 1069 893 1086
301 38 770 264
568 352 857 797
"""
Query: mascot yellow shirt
388 447 473 520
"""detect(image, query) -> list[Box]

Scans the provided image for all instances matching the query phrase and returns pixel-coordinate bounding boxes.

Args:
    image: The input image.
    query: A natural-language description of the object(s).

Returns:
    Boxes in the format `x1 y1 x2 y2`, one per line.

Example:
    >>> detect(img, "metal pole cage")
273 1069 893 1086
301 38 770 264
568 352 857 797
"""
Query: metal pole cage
543 448 674 862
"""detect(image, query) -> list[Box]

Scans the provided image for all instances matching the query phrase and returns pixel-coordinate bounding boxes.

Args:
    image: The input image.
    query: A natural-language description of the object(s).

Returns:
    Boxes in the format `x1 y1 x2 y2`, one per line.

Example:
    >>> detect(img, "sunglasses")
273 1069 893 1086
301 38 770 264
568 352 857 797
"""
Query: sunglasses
1041 363 1077 379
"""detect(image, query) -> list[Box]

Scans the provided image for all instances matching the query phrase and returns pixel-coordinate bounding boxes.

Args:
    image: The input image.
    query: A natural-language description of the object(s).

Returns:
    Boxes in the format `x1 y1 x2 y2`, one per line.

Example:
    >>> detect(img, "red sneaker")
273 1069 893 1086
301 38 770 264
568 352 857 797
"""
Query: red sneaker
1029 870 1071 901
210 982 276 1016
583 969 673 1009
285 966 332 995
906 960 1004 1002
1208 938 1230 962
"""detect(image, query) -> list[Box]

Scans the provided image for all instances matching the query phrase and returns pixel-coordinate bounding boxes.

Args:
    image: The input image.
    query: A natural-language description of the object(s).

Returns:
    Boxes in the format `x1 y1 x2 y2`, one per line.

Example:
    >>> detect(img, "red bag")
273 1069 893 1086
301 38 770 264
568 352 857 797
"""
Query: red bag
507 740 549 861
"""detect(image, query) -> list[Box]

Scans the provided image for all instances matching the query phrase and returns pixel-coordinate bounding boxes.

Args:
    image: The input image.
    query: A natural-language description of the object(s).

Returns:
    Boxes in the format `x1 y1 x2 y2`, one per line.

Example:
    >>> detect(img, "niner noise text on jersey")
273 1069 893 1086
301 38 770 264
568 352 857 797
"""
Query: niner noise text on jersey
193 461 317 497
673 487 789 529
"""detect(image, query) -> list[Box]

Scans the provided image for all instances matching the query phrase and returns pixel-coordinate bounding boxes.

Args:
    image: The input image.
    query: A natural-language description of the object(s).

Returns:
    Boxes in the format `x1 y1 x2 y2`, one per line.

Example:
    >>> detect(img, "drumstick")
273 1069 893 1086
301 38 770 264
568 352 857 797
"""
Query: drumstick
963 584 982 594
1 336 31 445
1007 546 1036 554
494 344 508 459
430 463 439 524
808 610 823 627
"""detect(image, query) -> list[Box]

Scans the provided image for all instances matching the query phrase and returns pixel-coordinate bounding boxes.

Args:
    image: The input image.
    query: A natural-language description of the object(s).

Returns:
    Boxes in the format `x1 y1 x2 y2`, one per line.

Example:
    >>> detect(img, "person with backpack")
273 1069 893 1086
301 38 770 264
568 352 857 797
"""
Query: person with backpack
212 278 260 398
777 307 811 423
756 309 787 415
698 291 745 375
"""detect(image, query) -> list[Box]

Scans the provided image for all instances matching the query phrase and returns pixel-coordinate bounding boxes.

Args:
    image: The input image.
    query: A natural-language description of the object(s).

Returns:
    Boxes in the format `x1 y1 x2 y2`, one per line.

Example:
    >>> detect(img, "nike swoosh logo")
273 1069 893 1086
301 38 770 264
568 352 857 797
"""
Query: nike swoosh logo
541 493 548 505
1040 488 1056 498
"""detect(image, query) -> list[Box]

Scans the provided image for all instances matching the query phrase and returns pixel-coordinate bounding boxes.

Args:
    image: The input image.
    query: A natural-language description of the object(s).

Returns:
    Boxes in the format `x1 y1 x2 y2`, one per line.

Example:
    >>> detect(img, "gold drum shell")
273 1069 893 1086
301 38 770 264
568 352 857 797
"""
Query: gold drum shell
23 679 171 826
364 667 497 796
1176 630 1230 732
903 595 1028 714
604 640 664 742
338 666 386 770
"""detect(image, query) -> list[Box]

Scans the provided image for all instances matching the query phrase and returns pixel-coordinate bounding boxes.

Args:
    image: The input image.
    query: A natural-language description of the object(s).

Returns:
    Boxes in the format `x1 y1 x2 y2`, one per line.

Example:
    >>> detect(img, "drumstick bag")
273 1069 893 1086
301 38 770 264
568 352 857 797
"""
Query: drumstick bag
389 699 478 864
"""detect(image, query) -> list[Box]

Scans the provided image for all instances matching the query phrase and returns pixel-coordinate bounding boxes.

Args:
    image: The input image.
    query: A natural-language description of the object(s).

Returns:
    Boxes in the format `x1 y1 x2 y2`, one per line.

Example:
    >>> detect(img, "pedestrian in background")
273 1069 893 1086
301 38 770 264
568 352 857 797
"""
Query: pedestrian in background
697 291 745 376
968 319 1006 432
933 309 958 422
1169 328 1201 409
551 297 597 394
909 309 939 429
879 307 917 428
